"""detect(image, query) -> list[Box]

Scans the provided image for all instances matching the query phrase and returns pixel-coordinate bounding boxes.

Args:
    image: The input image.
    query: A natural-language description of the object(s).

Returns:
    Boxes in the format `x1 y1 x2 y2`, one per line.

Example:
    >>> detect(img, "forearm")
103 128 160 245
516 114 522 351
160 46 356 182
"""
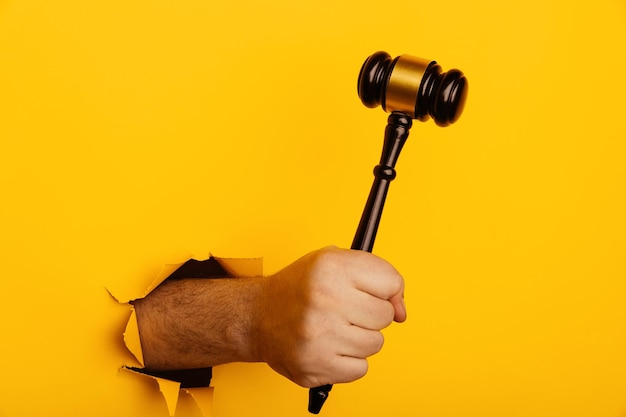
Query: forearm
133 276 266 370
132 247 406 387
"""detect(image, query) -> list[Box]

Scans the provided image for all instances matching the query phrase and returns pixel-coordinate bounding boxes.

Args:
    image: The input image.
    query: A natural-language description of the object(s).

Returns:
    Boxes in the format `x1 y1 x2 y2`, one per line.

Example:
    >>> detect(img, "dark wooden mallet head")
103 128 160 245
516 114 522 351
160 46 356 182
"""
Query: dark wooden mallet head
358 51 468 126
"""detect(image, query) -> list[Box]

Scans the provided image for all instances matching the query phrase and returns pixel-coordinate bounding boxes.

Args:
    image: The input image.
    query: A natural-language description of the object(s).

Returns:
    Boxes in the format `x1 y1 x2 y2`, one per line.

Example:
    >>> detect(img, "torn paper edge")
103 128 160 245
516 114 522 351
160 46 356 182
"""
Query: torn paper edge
110 254 262 417
122 367 181 416
107 262 186 305
213 256 264 278
123 306 144 366
184 387 214 417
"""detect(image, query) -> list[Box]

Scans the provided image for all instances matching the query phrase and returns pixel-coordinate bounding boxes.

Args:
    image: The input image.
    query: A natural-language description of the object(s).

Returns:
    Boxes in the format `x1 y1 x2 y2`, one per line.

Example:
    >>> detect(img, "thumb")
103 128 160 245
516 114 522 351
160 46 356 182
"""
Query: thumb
389 292 407 323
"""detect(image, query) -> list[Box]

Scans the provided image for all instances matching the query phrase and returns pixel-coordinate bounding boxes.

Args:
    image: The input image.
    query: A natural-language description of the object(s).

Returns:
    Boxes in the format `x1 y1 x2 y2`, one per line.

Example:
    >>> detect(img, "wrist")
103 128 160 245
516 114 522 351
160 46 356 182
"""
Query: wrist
226 276 268 364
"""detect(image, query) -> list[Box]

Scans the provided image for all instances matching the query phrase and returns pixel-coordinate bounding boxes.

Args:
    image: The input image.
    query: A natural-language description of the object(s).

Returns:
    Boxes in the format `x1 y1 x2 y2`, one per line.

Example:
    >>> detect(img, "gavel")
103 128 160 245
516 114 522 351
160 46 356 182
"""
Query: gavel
307 51 468 414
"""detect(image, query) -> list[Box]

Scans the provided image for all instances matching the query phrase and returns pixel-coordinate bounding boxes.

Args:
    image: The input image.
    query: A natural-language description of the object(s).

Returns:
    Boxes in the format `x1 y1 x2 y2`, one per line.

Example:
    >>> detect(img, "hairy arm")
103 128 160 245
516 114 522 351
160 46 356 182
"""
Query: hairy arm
133 275 266 370
133 247 407 387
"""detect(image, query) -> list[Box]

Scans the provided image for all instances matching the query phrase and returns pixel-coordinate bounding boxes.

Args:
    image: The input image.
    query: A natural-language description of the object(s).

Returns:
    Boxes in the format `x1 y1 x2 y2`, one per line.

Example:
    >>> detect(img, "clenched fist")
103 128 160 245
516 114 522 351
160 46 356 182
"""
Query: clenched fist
134 246 406 387
256 247 406 387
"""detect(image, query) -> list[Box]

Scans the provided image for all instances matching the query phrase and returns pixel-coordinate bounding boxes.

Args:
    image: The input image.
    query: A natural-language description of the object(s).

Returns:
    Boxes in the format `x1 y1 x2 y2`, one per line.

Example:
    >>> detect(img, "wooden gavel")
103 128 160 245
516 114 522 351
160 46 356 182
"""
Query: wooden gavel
308 51 468 414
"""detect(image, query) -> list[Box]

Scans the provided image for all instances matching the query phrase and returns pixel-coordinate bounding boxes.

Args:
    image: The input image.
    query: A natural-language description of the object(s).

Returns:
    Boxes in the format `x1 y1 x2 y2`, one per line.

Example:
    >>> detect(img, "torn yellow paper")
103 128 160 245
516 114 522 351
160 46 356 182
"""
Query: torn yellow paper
112 255 262 417
121 368 180 416
214 257 263 277
124 306 144 367
107 262 186 305
184 387 214 417
116 256 263 368
156 377 183 416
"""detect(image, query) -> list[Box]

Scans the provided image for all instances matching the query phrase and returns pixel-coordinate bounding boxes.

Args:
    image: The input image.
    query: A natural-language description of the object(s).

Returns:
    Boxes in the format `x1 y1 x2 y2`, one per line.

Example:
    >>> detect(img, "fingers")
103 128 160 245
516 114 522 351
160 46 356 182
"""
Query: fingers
346 290 396 330
320 247 404 300
389 291 407 323
335 324 385 358
325 356 369 385
319 247 407 325
296 356 370 388
337 248 404 300
261 246 407 388
292 326 383 387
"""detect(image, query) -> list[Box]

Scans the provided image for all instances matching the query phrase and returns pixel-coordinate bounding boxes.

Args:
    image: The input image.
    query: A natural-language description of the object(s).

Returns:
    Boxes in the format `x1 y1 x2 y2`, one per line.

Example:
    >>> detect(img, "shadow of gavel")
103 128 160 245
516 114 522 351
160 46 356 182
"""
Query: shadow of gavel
308 51 468 414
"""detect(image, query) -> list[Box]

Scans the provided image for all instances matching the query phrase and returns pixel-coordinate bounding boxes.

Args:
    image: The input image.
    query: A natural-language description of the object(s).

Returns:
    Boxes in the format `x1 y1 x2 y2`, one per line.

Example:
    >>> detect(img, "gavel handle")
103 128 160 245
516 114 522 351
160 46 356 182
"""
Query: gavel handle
308 112 412 414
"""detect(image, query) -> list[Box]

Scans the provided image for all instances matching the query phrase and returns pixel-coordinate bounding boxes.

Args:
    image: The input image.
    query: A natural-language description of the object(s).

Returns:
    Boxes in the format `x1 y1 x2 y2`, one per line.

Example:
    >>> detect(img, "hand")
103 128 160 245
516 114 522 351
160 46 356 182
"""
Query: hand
254 246 406 388
134 246 406 388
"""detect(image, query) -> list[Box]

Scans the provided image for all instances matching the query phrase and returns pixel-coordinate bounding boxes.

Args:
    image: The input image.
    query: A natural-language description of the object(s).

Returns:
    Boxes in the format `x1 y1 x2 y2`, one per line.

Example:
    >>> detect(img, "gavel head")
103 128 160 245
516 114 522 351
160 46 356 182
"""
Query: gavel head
358 51 468 127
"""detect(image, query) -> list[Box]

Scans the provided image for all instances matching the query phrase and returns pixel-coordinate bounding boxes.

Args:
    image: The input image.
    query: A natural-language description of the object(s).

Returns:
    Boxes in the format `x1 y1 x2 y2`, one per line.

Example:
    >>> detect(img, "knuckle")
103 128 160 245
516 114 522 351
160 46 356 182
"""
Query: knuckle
371 300 395 329
374 256 403 290
338 359 369 383
352 360 369 380
366 331 385 355
313 246 341 270
382 302 396 325
307 248 338 284
389 271 404 295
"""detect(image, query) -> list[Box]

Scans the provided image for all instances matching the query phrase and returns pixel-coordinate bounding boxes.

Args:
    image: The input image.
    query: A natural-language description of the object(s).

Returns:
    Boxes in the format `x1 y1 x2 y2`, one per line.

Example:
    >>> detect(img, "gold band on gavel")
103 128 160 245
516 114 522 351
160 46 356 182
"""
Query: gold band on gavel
384 55 433 119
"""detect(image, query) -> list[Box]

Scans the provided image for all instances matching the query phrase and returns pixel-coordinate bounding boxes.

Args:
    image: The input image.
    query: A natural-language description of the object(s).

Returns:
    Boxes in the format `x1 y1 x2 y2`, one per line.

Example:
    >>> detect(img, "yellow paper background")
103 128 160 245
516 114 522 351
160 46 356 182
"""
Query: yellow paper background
1 1 625 416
